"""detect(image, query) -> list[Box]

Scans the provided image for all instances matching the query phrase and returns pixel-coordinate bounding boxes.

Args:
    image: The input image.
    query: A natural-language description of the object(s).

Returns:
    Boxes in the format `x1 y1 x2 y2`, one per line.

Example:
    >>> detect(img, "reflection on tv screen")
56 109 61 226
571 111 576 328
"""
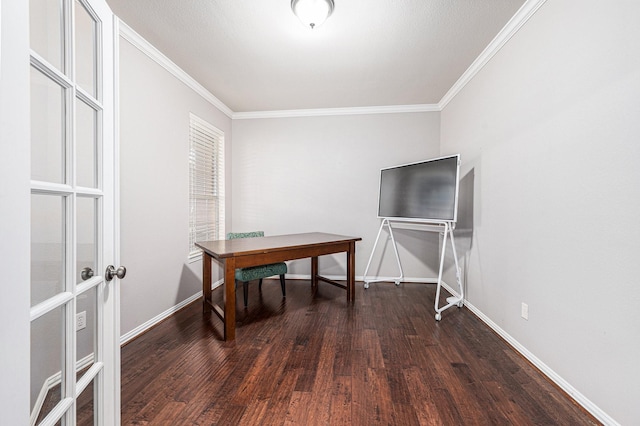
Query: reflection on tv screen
378 155 459 222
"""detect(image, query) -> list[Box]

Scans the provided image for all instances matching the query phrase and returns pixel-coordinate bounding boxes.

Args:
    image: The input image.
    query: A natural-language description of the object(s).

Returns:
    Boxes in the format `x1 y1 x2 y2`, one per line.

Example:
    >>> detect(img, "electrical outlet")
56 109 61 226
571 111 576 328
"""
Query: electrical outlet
521 303 529 320
76 311 87 331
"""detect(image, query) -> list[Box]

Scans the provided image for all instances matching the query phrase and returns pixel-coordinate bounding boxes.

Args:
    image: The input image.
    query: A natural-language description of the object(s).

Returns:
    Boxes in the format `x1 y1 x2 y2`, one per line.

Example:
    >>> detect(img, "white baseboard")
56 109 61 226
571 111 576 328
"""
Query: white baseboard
438 282 618 425
30 353 96 426
117 275 616 425
284 273 438 284
119 279 223 346
30 379 51 426
118 275 425 347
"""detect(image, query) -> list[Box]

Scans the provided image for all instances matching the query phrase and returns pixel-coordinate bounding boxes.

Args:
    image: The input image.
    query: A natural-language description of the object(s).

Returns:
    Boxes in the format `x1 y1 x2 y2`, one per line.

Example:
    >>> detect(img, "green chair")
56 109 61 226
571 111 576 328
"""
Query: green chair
227 231 287 307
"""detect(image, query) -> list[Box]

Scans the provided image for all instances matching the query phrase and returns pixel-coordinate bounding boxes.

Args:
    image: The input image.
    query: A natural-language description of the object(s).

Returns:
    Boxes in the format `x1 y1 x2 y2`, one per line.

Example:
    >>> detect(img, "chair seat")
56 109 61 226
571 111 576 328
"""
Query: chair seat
235 262 287 282
227 231 287 307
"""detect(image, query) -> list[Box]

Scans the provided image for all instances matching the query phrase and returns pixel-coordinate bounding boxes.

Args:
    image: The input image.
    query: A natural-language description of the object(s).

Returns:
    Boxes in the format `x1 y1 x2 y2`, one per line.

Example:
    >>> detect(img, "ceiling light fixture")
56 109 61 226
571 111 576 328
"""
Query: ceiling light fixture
291 0 335 29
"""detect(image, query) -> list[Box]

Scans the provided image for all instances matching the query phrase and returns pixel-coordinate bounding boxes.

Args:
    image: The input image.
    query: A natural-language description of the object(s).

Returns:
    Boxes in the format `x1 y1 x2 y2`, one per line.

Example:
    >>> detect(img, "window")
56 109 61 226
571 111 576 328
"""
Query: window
189 114 225 260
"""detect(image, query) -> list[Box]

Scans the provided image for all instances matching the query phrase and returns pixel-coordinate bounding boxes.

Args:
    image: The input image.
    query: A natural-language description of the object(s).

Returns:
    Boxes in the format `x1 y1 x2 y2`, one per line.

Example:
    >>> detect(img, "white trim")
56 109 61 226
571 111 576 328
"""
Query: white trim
114 1 546 119
188 251 202 263
116 25 440 120
30 49 74 89
38 397 73 426
30 381 51 426
113 274 616 424
29 354 98 426
233 103 440 119
118 21 233 118
115 275 433 345
441 281 618 426
116 276 437 344
76 275 103 295
363 276 619 424
112 0 548 121
76 360 104 396
113 15 123 426
30 292 74 322
119 279 223 345
30 180 74 194
283 274 439 284
188 113 226 258
438 0 547 109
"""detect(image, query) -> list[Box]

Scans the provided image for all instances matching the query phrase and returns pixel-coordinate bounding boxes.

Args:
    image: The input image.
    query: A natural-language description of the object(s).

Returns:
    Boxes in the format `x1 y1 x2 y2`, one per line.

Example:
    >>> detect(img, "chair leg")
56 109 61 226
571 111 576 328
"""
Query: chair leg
280 274 286 297
258 278 263 291
242 281 249 307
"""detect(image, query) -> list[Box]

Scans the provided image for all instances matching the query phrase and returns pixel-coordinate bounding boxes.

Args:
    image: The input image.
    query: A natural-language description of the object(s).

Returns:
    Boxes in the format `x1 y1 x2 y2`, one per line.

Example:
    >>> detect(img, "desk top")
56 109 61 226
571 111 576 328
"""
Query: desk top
195 232 361 259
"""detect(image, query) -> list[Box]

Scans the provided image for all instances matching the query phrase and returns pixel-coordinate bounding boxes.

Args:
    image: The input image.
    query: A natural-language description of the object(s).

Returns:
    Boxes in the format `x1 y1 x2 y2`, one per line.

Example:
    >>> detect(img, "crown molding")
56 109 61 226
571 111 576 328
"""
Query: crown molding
438 0 548 109
118 20 234 118
233 103 441 120
117 0 547 120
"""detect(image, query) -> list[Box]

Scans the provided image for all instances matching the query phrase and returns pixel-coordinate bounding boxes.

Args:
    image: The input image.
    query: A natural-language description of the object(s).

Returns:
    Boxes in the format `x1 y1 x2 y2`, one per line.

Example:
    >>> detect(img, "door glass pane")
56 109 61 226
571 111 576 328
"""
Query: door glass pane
75 0 97 97
30 0 113 422
76 286 97 375
77 197 97 282
76 99 98 188
77 377 97 426
30 0 64 71
31 66 66 184
31 194 66 306
31 306 65 424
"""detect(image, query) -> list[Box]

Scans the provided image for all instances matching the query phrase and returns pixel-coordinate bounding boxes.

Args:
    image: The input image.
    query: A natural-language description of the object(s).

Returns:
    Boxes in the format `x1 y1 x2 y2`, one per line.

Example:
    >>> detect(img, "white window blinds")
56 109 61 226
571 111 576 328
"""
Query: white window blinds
189 114 225 259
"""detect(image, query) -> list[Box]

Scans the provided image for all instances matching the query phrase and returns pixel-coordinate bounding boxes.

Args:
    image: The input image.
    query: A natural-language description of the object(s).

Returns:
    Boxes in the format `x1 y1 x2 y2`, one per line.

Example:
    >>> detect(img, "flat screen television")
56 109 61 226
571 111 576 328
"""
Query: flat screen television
377 154 460 222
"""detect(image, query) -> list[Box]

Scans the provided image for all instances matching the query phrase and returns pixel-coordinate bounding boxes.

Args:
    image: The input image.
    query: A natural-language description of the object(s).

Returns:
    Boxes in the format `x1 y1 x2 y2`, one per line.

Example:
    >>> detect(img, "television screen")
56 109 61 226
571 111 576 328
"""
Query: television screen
378 154 460 222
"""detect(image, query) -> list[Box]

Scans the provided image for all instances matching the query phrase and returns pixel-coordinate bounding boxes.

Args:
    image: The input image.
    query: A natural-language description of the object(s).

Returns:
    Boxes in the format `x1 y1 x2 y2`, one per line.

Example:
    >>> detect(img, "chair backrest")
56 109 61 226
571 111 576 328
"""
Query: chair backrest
227 231 264 240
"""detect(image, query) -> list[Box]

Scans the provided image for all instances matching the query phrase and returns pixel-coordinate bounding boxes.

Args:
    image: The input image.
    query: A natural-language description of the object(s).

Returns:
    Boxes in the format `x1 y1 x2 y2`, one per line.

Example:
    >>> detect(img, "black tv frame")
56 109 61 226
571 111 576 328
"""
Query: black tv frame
377 154 461 223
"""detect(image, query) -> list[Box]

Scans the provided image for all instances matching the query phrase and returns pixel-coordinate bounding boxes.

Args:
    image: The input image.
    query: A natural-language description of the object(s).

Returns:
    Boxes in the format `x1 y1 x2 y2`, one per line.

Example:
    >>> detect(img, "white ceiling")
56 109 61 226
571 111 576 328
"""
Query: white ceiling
106 0 526 113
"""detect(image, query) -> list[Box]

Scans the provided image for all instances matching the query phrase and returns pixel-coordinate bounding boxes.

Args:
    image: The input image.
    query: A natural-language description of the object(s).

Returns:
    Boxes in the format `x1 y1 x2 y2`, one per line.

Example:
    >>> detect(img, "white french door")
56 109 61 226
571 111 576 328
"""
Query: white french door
29 0 120 425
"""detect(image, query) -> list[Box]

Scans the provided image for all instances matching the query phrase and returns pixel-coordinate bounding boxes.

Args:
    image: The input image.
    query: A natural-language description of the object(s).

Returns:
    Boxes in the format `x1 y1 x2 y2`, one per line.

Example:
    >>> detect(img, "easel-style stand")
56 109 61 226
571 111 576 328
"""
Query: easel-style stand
362 218 464 321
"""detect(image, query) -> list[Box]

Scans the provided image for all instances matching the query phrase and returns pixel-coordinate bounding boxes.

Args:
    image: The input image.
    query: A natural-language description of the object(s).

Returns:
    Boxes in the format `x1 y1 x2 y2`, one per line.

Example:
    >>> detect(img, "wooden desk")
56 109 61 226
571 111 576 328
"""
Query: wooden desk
196 232 362 341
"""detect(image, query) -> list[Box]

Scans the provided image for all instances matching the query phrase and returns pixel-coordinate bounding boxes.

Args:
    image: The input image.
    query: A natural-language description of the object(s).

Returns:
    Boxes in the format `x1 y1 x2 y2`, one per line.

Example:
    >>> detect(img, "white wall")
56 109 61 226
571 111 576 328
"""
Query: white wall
118 37 232 337
115 2 640 422
231 112 441 280
0 1 31 424
440 1 640 424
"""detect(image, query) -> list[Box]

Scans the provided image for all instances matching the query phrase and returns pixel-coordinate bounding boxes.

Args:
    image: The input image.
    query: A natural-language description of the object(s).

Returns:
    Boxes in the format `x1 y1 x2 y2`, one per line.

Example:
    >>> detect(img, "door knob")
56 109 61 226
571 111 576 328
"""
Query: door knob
81 267 94 281
105 265 127 282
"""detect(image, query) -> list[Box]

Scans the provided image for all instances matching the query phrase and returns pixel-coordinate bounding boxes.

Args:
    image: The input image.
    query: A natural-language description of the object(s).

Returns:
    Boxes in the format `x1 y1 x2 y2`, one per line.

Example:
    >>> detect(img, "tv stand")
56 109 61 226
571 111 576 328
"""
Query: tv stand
362 218 464 321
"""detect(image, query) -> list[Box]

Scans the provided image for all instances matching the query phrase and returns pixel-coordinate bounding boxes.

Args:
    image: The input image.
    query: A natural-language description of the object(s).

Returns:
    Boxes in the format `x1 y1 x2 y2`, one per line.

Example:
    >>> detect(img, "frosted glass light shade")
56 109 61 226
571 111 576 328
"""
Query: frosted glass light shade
291 0 335 29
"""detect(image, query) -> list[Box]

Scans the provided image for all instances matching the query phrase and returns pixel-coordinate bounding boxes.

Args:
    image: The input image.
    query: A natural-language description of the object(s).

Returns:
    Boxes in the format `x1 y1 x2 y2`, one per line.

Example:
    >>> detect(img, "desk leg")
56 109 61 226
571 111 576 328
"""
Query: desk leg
347 241 356 303
311 256 318 290
224 258 236 341
202 252 212 313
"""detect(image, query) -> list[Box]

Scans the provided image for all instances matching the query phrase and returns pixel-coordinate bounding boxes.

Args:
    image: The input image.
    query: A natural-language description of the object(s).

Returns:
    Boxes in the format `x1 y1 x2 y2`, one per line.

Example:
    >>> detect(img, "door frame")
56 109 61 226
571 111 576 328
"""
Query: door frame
0 0 121 423
110 15 123 426
0 1 31 425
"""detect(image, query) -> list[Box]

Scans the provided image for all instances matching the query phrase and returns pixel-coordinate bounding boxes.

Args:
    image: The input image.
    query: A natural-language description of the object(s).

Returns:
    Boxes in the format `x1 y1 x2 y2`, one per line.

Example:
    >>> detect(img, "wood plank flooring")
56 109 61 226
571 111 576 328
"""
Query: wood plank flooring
120 280 599 425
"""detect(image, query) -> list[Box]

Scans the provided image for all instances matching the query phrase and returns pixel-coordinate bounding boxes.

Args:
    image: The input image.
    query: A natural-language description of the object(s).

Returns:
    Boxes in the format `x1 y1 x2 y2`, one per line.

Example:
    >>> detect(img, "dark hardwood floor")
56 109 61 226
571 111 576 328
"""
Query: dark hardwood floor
120 279 598 425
